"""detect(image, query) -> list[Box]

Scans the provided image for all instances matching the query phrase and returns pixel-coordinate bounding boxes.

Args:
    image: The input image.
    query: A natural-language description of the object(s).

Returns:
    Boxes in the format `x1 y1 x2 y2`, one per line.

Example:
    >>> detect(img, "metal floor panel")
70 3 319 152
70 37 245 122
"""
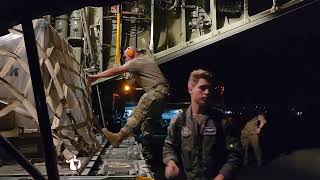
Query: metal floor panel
0 138 153 179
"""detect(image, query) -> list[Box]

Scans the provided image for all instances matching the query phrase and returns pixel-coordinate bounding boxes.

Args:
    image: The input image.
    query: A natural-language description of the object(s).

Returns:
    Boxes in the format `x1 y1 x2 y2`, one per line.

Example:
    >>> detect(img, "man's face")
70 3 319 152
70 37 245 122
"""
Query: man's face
188 78 211 106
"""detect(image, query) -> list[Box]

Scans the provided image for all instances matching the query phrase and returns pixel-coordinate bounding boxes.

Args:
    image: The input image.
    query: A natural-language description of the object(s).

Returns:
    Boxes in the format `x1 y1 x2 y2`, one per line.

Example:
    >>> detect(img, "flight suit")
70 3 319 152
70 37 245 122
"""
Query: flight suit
163 107 242 180
241 114 266 166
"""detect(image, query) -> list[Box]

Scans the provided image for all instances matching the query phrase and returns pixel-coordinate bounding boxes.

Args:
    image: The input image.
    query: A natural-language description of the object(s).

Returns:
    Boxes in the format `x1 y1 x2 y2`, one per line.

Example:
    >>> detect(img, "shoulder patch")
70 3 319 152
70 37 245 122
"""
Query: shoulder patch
181 126 192 137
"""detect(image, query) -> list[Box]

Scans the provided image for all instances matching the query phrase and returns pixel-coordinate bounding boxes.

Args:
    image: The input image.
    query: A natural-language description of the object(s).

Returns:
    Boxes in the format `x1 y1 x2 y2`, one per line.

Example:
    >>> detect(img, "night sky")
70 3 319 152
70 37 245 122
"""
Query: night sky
161 1 320 107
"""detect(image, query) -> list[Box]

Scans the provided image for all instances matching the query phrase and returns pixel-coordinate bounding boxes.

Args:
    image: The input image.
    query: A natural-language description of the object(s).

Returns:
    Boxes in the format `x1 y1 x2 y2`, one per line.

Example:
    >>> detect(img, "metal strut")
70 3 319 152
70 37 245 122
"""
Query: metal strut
22 19 60 180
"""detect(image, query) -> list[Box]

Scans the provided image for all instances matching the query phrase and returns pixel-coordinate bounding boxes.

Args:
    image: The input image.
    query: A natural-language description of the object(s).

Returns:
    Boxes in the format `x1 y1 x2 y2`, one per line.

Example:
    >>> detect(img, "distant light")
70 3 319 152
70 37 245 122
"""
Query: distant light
162 109 180 120
220 85 225 95
297 112 303 116
124 85 131 92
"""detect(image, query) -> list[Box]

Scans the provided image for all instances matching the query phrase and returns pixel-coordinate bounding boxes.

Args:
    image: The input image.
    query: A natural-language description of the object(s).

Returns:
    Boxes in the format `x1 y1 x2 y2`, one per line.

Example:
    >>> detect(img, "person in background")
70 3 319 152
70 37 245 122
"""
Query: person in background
241 111 267 167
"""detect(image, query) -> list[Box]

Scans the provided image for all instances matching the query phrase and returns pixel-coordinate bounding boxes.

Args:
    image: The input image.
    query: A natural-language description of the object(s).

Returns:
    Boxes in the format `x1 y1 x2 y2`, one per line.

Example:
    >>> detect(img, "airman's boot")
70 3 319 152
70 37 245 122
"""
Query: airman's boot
102 128 123 148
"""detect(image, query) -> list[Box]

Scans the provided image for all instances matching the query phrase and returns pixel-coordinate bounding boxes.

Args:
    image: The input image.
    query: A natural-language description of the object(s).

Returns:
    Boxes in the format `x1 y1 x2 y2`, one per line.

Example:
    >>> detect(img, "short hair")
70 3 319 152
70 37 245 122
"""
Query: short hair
188 69 213 87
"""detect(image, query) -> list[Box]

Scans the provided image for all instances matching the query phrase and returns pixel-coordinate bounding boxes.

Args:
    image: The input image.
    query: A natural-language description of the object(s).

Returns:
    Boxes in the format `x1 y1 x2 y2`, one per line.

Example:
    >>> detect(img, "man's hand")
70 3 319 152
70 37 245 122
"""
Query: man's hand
87 75 98 86
214 173 224 180
165 160 180 179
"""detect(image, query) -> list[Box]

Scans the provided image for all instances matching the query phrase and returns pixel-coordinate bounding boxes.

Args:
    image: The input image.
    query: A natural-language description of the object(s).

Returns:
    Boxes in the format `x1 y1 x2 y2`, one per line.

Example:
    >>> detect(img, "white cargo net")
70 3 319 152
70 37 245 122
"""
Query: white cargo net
0 19 98 161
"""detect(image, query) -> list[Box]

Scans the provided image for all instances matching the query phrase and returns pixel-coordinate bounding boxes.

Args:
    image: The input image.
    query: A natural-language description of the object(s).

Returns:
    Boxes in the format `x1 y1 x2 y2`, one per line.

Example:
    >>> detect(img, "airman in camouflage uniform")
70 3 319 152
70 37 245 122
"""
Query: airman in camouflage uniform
88 47 169 151
241 113 266 166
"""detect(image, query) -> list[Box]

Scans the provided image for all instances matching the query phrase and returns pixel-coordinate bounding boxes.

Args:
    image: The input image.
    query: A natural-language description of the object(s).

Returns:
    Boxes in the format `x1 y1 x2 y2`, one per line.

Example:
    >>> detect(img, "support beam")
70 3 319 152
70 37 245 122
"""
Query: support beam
149 0 155 52
96 85 106 128
210 0 217 32
115 4 122 65
181 0 186 43
244 0 249 22
22 19 60 180
82 8 95 64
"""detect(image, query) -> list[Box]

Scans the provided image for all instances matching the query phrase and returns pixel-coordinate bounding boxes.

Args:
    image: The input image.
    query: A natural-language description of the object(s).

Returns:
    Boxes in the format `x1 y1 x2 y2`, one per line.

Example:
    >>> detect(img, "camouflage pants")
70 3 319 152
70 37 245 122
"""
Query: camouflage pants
120 85 168 138
241 134 262 166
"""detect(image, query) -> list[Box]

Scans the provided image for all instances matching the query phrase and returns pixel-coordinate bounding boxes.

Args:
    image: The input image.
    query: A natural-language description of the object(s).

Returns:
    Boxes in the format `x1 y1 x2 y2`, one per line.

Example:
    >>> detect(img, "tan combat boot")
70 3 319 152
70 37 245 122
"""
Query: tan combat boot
102 128 123 148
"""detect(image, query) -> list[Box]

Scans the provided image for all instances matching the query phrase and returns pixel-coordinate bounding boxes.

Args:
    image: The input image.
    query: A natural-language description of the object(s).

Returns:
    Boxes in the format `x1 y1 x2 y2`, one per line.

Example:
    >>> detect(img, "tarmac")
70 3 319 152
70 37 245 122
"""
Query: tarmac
234 148 320 180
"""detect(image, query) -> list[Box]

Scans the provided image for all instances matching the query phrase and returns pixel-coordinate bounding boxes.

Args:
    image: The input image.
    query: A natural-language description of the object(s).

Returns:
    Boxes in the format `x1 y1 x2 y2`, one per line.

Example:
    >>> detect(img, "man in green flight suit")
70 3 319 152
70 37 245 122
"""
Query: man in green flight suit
163 69 242 180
